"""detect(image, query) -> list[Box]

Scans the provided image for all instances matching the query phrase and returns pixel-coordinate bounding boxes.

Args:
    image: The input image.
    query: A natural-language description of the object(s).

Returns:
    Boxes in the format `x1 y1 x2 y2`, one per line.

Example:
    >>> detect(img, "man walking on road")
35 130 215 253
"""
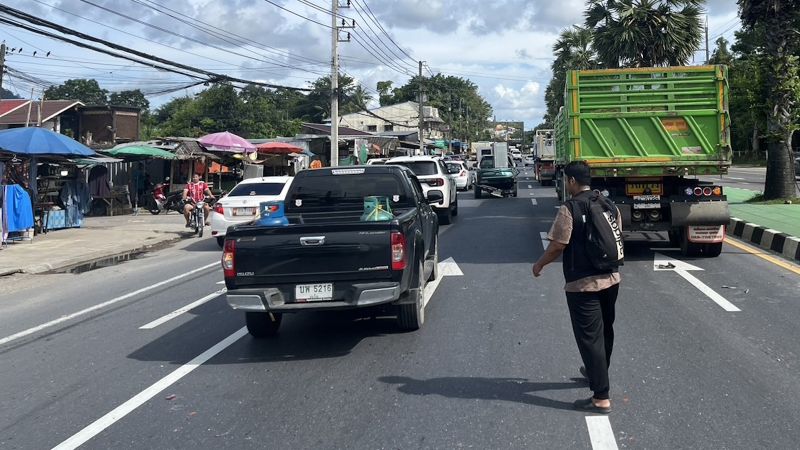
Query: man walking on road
532 160 621 414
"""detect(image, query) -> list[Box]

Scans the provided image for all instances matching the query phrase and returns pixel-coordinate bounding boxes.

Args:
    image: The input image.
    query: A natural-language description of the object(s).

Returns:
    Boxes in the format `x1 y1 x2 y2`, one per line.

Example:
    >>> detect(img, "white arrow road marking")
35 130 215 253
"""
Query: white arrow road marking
0 262 220 347
528 192 535 196
423 257 463 307
586 417 619 450
531 198 538 206
539 232 549 250
139 289 226 329
653 253 740 312
53 327 248 450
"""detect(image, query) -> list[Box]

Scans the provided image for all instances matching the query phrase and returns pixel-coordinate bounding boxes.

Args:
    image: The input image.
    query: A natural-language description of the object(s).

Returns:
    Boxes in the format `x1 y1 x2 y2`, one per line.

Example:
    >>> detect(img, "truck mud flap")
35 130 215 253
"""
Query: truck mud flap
670 201 730 226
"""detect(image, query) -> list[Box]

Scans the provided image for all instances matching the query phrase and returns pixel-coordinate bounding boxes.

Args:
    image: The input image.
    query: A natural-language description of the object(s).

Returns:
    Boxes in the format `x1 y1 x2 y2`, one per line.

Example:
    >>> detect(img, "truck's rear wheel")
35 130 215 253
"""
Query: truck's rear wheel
703 242 723 257
397 262 425 331
474 185 482 199
679 228 723 257
245 312 282 338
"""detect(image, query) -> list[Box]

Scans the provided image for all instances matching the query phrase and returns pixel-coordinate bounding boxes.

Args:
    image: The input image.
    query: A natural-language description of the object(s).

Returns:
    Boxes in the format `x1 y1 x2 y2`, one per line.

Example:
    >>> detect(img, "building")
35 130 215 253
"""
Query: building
0 100 141 148
339 101 445 141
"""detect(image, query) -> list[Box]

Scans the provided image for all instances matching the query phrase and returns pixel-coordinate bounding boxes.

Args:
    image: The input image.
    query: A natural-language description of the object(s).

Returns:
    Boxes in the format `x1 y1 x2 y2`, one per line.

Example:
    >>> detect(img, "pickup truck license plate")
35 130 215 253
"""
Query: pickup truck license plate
233 207 256 216
295 283 333 301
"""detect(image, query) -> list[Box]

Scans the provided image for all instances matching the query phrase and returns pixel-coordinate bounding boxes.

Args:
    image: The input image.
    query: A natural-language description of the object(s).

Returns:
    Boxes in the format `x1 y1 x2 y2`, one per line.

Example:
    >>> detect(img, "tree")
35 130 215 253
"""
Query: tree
294 74 360 123
44 79 108 105
1 87 21 99
377 80 394 106
585 0 705 68
709 37 733 65
544 26 598 124
109 89 149 111
380 74 492 142
739 0 800 199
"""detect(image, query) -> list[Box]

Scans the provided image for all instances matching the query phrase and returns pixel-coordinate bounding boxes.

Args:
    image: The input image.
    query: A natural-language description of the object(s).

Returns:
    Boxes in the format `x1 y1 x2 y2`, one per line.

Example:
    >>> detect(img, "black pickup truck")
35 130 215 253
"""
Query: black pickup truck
222 166 441 337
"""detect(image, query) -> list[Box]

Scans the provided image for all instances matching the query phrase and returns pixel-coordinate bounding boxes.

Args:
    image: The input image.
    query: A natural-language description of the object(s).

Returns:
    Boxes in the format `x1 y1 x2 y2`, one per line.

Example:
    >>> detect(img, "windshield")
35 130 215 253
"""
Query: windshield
446 163 462 173
227 182 285 197
479 157 495 169
287 174 412 209
391 161 437 176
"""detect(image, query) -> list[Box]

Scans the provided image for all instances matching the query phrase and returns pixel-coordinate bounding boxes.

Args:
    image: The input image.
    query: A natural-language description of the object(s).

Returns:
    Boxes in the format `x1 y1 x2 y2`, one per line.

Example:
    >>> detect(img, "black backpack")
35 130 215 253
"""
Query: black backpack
568 192 624 271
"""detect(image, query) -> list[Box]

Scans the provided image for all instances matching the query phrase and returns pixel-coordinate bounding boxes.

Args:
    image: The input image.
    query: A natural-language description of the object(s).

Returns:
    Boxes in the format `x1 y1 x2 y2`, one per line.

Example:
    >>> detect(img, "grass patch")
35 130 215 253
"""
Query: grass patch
745 194 800 204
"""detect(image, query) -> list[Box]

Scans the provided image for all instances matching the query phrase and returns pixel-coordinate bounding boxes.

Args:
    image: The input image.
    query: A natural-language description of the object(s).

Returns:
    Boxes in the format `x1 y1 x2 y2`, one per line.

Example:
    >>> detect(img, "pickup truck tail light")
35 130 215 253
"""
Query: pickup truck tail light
222 239 236 278
391 232 406 270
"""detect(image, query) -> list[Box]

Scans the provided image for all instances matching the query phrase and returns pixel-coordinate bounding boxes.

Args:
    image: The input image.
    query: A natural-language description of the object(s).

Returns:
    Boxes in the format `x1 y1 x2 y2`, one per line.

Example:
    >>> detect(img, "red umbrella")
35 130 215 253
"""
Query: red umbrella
257 142 303 154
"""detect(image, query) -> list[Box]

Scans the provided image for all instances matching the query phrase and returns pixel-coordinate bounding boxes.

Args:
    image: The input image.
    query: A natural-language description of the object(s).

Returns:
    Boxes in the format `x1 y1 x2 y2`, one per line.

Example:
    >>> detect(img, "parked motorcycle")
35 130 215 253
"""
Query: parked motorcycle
145 179 184 215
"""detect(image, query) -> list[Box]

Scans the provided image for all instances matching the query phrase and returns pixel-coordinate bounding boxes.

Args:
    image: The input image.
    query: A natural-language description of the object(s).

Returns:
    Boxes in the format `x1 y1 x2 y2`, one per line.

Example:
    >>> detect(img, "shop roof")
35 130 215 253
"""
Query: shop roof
301 123 372 136
0 100 83 125
0 99 29 118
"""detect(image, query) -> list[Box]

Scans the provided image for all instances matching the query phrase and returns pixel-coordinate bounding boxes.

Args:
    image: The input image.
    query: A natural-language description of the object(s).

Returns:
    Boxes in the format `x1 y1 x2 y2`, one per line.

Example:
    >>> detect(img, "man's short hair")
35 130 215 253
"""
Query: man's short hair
564 160 591 186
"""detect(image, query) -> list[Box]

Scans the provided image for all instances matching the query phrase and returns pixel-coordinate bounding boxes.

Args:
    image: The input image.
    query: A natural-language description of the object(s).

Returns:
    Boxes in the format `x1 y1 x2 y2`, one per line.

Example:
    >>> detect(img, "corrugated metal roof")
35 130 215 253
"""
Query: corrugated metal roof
0 99 30 118
0 100 83 125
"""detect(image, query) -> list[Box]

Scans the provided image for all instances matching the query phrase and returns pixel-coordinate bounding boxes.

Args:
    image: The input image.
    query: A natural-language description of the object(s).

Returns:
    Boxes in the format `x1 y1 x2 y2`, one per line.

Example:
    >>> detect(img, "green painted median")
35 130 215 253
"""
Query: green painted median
726 187 800 237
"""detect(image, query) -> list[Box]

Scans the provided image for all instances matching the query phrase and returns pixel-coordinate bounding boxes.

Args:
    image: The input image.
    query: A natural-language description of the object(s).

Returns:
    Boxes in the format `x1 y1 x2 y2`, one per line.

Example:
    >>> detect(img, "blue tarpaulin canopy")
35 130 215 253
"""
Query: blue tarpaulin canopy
0 127 95 157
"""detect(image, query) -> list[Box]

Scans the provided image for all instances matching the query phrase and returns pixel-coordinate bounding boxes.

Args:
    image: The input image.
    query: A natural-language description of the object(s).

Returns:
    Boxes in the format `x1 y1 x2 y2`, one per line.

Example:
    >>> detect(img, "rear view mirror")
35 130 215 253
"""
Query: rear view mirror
426 190 444 204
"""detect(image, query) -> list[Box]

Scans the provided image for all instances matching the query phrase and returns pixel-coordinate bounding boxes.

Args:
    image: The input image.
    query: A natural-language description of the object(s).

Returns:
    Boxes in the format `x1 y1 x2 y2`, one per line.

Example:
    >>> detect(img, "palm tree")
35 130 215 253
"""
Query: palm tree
739 0 800 199
545 26 599 122
585 0 705 68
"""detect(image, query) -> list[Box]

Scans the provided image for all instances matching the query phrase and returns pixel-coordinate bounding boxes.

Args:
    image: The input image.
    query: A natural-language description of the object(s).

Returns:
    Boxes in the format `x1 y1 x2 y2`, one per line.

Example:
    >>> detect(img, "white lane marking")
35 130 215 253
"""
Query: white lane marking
554 206 560 210
586 417 619 450
528 192 535 196
0 262 220 347
216 280 225 285
139 289 226 330
530 199 538 206
653 253 740 312
727 177 746 181
528 184 532 188
422 257 463 308
53 327 248 450
539 231 549 250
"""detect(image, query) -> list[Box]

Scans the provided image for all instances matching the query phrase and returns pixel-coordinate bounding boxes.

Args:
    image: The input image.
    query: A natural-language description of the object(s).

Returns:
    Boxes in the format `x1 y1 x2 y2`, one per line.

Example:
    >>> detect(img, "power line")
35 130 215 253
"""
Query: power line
295 0 354 21
350 34 414 77
0 4 313 91
347 4 415 71
351 0 416 66
262 0 332 28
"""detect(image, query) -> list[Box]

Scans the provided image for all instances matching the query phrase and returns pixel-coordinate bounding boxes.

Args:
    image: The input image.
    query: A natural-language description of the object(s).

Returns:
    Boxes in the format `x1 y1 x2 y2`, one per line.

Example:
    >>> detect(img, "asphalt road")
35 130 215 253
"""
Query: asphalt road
717 166 800 195
2 168 800 449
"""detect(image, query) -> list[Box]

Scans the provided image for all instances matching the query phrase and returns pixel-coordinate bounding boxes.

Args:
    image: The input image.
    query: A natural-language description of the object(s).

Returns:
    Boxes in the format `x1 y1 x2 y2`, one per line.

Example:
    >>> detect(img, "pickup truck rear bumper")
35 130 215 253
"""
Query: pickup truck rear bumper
227 282 401 312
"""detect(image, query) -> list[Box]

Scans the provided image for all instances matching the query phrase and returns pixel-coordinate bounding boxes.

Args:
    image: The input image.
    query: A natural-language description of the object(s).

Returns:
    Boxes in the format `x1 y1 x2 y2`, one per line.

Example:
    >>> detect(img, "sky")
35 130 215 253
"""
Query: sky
0 0 743 129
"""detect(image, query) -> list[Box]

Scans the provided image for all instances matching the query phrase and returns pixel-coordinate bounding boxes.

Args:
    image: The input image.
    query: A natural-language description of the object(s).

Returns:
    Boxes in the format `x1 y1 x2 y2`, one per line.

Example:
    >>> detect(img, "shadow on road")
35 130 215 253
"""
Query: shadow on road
378 375 586 412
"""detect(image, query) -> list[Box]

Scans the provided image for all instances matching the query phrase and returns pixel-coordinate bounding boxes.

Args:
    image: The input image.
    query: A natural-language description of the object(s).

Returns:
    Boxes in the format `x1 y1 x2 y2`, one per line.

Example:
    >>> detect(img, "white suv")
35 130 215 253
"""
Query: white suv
386 156 458 224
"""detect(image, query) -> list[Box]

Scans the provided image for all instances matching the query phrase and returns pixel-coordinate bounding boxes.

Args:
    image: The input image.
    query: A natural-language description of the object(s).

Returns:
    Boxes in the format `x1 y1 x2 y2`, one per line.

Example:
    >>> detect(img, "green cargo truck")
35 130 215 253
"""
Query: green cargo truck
554 65 731 257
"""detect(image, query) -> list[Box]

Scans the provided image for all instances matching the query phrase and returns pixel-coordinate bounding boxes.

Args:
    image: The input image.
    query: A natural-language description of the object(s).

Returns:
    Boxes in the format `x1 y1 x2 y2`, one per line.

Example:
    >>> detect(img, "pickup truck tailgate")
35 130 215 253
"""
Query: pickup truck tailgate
232 224 394 286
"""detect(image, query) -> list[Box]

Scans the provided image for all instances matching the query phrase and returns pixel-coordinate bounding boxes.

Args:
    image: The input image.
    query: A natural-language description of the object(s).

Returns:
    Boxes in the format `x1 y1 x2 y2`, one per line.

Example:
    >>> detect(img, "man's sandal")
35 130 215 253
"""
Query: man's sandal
573 398 611 414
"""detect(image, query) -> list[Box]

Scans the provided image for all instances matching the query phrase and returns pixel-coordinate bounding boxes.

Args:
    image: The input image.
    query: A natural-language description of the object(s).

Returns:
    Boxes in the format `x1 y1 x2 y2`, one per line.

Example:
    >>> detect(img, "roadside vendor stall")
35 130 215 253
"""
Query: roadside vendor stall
0 127 95 242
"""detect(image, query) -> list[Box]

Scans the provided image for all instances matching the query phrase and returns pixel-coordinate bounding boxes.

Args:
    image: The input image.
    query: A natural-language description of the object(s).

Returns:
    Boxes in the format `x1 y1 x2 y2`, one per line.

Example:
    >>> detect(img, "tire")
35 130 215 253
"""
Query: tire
474 185 482 199
245 312 282 338
679 228 702 257
703 242 723 257
668 229 681 247
216 237 225 248
512 188 518 197
428 239 439 282
397 261 425 331
438 207 452 225
451 197 459 217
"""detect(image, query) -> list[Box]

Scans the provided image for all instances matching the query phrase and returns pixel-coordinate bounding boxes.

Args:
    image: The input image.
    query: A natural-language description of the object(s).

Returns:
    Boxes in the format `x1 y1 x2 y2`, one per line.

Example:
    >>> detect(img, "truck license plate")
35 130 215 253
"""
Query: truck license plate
295 283 333 301
633 195 661 209
626 181 663 196
233 207 256 216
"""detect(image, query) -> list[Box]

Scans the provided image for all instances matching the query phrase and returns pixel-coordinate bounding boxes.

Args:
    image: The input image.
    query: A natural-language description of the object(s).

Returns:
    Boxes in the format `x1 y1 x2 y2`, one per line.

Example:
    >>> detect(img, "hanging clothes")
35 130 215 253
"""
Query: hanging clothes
88 165 111 198
2 184 34 241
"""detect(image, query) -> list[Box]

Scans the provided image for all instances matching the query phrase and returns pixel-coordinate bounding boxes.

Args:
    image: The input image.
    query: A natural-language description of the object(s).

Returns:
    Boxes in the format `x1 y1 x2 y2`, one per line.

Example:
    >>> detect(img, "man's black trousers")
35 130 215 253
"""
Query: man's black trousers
566 284 619 400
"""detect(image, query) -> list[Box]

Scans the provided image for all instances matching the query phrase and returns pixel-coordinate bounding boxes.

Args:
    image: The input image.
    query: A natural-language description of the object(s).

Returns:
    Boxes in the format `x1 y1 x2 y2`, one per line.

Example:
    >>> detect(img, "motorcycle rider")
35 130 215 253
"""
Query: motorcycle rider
182 173 215 227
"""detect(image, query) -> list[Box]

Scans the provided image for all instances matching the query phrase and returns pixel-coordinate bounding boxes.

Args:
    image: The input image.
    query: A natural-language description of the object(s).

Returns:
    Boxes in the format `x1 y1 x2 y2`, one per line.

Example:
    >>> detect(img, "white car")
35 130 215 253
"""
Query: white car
445 160 472 190
366 158 389 165
210 176 293 247
386 156 458 224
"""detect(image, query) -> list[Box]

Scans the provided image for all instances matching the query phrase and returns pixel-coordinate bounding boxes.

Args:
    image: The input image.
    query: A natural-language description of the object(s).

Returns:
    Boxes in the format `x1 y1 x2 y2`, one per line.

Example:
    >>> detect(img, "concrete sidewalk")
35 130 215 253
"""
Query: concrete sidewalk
725 187 800 262
0 212 196 275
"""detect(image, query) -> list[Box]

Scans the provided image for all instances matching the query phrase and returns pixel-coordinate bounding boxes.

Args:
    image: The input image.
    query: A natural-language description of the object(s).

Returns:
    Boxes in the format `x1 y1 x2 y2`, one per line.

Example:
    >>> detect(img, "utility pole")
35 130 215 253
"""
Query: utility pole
330 1 352 167
705 15 710 64
0 42 5 94
418 61 424 156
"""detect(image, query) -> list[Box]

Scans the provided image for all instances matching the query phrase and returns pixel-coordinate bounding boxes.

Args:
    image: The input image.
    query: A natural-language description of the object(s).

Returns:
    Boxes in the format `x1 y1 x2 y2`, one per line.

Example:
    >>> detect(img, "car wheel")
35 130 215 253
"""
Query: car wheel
216 237 224 248
245 312 282 338
474 184 482 199
397 261 425 331
438 207 452 225
452 197 458 216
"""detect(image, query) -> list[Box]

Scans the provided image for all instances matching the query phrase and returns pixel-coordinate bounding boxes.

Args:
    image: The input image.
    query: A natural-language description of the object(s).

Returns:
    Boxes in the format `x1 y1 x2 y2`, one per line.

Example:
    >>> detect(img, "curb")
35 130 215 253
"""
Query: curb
728 217 800 263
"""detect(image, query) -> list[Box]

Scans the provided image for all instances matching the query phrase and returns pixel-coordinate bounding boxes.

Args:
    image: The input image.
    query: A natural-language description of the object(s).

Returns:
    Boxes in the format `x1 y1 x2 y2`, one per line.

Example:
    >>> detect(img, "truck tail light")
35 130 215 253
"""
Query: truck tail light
213 203 224 215
391 232 407 271
222 239 236 278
